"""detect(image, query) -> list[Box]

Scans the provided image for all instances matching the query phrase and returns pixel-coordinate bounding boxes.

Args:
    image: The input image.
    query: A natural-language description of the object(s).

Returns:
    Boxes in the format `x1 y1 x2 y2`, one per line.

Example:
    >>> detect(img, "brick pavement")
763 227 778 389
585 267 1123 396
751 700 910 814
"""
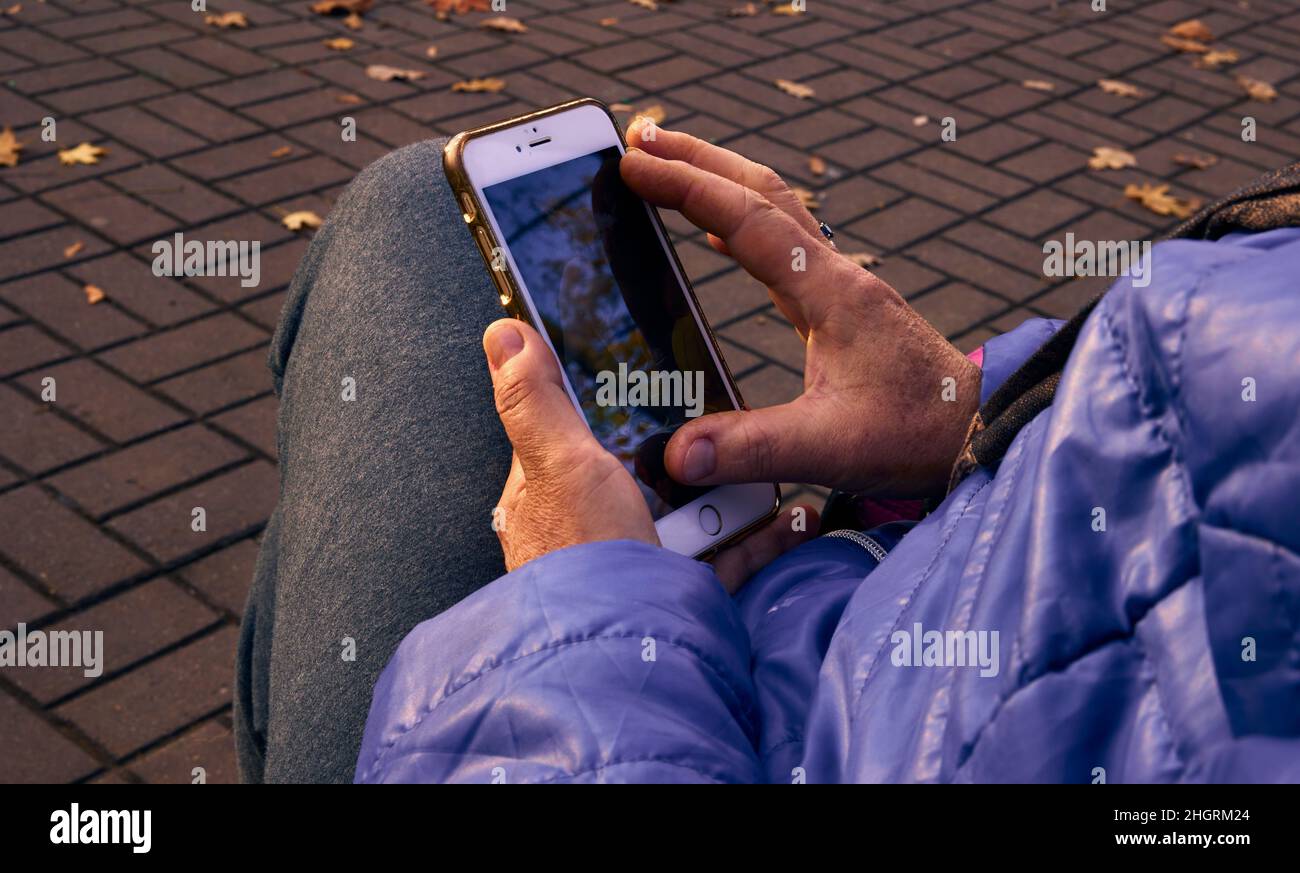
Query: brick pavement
1 0 1297 783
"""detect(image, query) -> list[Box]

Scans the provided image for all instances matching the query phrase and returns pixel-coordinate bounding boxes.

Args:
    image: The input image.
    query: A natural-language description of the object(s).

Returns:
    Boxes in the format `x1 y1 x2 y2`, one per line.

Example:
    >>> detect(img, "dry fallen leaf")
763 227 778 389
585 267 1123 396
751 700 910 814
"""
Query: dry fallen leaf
1022 79 1056 92
844 252 881 269
3 5 21 15
1196 49 1239 69
1173 152 1218 170
481 15 527 33
598 17 618 26
204 11 248 28
63 240 84 259
366 64 426 82
912 114 929 126
271 146 292 158
1237 75 1277 102
1169 19 1213 43
1088 146 1137 171
310 0 371 14
1098 79 1143 99
452 77 507 93
635 104 666 125
0 126 23 168
792 187 819 211
772 2 804 14
609 103 634 112
1161 34 1209 54
627 0 657 9
336 93 364 104
282 211 324 231
84 284 106 305
428 0 490 13
775 79 815 100
425 45 439 58
323 37 354 50
343 12 362 29
808 155 826 176
1125 182 1201 219
58 142 107 166
727 2 758 15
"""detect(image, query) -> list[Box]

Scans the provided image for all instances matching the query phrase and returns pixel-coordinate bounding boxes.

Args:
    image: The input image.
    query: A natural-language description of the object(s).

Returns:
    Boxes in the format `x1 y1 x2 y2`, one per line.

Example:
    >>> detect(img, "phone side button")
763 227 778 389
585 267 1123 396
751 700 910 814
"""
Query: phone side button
698 504 722 537
474 227 512 307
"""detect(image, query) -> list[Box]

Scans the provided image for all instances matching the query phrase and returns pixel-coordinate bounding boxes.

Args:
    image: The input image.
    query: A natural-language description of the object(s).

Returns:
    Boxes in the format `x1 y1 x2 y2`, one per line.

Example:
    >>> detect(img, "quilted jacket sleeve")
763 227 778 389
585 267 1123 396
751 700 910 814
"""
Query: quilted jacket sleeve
354 540 764 783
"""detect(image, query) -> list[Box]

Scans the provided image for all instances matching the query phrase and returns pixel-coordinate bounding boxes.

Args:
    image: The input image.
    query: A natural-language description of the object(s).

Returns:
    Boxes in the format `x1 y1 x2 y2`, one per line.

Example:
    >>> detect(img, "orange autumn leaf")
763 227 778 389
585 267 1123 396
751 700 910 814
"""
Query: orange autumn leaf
1125 183 1201 219
84 284 106 305
0 126 23 168
451 77 507 93
204 11 248 28
310 0 371 14
808 155 826 176
63 240 84 258
1237 76 1277 102
58 142 107 165
1169 19 1213 43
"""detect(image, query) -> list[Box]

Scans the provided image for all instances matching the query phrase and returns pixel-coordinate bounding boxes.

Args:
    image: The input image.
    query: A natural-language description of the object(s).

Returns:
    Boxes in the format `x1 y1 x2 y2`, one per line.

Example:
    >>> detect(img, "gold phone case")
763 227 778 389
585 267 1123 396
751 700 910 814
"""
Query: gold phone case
442 97 780 557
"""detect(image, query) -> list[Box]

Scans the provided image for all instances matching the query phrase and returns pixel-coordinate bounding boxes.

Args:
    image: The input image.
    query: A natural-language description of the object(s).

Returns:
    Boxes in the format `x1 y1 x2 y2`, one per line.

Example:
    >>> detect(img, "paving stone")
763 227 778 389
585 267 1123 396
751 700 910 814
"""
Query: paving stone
0 564 58 629
14 358 185 444
46 425 248 518
63 252 214 327
1 580 217 704
108 460 278 564
97 314 267 384
177 537 259 616
0 272 146 351
0 484 148 601
0 691 101 783
0 383 104 475
55 626 239 758
130 718 238 784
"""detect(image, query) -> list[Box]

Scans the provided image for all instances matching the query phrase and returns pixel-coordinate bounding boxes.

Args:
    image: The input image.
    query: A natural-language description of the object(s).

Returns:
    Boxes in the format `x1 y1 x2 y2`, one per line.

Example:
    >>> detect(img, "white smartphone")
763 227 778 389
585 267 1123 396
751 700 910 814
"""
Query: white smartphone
444 98 780 558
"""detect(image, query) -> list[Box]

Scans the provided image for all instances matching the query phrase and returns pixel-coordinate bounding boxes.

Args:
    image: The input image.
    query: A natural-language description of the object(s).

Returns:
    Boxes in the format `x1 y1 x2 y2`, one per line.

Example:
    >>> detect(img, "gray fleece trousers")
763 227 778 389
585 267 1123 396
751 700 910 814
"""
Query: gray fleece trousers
234 139 513 783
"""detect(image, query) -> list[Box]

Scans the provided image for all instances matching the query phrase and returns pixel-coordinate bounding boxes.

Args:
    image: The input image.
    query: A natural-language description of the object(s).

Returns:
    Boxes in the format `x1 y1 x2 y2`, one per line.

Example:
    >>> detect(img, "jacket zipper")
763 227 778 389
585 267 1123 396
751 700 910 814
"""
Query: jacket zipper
822 528 890 563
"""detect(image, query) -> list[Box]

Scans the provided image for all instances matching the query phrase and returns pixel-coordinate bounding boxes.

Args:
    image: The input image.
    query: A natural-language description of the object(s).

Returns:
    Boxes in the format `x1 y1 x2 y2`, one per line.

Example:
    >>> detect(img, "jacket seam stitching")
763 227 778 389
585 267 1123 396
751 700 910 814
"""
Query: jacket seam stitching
366 631 755 780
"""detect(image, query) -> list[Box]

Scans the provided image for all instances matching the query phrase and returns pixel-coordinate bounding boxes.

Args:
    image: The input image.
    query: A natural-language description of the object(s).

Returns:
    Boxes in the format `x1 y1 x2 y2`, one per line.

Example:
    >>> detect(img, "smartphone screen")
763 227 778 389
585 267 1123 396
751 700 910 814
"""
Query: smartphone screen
481 146 729 520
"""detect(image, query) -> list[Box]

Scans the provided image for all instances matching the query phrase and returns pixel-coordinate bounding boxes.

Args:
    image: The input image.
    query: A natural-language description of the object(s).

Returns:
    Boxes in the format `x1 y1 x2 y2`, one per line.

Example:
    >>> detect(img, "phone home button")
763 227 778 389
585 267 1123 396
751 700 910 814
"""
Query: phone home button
698 504 722 536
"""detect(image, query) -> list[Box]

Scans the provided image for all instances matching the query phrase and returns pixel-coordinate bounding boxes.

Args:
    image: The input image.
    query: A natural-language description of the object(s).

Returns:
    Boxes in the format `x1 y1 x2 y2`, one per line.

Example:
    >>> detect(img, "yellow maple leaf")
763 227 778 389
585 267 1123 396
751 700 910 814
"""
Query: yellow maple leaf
58 143 107 165
772 2 804 14
63 240 84 258
1022 79 1055 92
451 78 507 93
84 284 106 305
1197 49 1239 69
282 211 324 231
1125 183 1201 219
323 37 354 50
627 0 657 9
775 79 815 99
808 155 826 176
0 126 23 168
365 65 425 82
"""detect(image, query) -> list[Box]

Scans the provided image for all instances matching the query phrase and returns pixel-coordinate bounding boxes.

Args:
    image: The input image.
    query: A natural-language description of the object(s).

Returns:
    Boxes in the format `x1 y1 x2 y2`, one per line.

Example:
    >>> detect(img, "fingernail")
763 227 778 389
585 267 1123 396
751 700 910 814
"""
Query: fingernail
486 323 524 370
681 437 715 482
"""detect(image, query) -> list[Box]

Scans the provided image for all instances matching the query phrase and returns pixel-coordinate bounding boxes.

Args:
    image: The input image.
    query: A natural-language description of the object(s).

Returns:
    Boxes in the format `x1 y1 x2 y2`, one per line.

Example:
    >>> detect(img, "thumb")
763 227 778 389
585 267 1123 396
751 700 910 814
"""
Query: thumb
665 399 830 487
483 319 593 475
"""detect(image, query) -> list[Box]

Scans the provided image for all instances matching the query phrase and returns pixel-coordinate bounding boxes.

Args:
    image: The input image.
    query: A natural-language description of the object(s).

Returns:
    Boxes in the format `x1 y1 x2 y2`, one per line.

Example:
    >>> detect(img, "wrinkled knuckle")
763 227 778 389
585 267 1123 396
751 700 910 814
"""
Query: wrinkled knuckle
493 368 537 420
753 161 785 192
739 415 777 480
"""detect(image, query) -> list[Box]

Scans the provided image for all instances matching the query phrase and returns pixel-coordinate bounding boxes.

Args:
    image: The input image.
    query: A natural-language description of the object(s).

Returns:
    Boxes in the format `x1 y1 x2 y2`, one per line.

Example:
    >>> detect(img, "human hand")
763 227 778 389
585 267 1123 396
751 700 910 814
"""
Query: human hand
483 319 819 592
620 120 981 499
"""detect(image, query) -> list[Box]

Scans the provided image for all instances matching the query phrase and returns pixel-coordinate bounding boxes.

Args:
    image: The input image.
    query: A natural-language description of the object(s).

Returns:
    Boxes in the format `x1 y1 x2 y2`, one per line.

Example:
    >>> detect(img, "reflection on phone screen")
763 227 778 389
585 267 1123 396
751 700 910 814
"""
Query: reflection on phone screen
483 146 729 519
